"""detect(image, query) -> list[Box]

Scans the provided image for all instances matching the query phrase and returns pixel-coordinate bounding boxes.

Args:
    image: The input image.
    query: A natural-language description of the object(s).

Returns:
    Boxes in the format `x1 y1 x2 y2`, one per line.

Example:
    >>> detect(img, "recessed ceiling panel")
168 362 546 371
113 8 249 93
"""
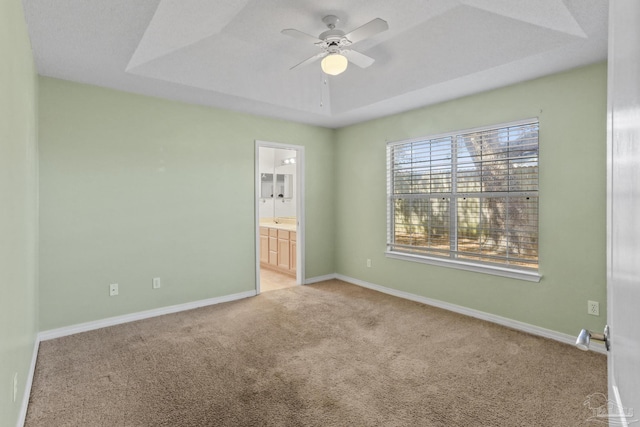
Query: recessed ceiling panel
329 4 590 114
127 0 250 71
22 0 608 127
127 32 333 115
462 0 587 37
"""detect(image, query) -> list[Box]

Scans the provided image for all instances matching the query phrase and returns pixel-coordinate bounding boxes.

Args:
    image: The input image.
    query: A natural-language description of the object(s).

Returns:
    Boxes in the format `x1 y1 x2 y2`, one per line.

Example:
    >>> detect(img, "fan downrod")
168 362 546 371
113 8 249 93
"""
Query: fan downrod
322 15 339 29
319 15 345 41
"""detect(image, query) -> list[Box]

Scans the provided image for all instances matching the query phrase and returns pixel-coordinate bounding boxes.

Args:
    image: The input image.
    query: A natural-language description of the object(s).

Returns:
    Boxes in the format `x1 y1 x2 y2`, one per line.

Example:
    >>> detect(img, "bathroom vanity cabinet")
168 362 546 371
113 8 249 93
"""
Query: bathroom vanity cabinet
260 226 296 276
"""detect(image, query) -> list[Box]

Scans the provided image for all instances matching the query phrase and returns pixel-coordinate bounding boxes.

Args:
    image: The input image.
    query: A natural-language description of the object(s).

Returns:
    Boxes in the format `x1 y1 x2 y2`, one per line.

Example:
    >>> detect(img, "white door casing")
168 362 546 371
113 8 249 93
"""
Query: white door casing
255 141 305 293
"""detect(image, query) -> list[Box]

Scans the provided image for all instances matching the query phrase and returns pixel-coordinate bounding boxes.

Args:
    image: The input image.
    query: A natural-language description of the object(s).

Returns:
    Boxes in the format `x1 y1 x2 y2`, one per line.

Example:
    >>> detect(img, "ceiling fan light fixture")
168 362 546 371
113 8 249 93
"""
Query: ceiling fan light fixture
321 53 348 76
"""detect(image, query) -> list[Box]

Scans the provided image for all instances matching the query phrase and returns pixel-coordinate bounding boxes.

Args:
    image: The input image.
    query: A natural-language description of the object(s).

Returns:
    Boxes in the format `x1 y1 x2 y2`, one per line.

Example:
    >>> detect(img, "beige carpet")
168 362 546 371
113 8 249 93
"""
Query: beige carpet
26 280 606 426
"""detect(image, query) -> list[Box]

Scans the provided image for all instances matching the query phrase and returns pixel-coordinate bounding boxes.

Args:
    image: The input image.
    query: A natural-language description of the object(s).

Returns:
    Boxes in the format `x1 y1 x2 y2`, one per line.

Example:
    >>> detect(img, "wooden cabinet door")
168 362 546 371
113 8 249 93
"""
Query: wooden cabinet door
290 240 296 274
260 234 269 264
278 237 290 270
289 231 297 273
269 235 278 266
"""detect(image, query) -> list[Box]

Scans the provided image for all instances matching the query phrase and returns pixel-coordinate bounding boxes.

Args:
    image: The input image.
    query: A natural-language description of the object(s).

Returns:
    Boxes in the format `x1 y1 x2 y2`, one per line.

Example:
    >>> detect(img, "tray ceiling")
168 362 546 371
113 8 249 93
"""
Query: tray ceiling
23 0 608 128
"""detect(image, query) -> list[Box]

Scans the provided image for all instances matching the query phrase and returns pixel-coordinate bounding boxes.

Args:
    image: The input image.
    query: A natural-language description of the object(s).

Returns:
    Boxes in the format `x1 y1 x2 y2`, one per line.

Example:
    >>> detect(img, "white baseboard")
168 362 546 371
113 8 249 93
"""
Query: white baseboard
335 274 607 355
16 338 40 427
304 273 338 285
39 275 602 353
38 290 257 341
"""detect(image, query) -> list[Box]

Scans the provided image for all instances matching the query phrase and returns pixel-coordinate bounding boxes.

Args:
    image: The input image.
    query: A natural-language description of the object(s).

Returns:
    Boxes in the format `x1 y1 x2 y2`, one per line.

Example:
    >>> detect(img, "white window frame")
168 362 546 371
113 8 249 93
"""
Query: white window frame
386 118 541 282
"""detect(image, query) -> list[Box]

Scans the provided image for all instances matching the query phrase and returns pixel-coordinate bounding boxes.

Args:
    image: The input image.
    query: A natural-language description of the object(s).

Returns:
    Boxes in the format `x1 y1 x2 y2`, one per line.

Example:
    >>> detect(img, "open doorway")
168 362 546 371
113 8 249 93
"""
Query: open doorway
255 141 304 293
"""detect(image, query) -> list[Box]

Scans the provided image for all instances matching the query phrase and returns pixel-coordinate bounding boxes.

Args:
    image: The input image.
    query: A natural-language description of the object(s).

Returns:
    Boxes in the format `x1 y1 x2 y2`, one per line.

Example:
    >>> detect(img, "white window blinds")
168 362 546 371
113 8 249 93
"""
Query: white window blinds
387 119 539 271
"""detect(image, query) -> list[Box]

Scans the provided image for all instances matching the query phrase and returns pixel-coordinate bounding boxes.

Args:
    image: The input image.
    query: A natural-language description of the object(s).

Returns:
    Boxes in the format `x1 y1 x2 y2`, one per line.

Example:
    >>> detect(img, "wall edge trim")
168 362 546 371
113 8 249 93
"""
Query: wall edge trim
37 290 257 341
304 273 338 284
335 274 607 355
16 338 40 427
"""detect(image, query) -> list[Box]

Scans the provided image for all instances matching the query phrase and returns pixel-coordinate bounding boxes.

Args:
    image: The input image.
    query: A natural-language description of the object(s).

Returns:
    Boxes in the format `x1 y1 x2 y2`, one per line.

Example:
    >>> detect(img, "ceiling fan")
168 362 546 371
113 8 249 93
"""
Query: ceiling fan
282 15 388 76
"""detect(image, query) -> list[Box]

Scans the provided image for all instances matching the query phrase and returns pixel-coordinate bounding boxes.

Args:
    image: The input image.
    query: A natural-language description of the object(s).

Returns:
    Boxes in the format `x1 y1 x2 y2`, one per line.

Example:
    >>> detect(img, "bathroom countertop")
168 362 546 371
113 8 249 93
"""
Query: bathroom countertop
259 221 297 232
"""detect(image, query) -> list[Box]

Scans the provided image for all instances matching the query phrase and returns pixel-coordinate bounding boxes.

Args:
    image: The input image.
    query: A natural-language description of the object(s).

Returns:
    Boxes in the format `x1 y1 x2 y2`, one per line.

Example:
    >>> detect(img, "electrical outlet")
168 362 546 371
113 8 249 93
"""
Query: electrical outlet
109 283 119 296
152 277 161 289
366 259 372 268
13 373 18 403
588 300 599 316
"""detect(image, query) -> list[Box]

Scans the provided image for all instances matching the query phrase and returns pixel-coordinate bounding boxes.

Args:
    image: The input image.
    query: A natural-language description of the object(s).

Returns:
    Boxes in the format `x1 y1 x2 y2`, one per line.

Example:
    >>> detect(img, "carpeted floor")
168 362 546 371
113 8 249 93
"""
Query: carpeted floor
25 280 606 426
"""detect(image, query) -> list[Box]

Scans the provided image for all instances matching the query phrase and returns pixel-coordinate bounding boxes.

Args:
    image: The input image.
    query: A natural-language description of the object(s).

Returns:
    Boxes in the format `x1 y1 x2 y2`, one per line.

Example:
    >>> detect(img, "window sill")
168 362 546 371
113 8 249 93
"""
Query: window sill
385 251 541 283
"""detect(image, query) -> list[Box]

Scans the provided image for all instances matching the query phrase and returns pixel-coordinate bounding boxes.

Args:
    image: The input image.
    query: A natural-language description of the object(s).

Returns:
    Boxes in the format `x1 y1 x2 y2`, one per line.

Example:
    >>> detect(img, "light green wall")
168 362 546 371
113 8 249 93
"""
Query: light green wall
38 63 606 340
38 78 335 330
0 0 39 425
334 63 607 337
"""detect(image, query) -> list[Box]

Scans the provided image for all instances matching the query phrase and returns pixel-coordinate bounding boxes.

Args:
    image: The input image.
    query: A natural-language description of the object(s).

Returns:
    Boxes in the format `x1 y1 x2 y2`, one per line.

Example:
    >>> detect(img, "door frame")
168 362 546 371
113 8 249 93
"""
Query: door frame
254 140 305 293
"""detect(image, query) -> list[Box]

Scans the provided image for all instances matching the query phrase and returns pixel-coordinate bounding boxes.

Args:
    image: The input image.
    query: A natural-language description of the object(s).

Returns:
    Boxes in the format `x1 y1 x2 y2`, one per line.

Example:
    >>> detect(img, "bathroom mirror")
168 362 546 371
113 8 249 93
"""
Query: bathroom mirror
258 146 297 220
260 173 274 199
275 174 293 199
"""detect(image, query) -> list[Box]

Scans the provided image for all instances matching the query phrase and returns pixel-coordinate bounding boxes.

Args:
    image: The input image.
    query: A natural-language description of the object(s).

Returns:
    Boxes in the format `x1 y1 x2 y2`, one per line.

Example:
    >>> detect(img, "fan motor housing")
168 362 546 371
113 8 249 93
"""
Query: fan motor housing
320 30 345 43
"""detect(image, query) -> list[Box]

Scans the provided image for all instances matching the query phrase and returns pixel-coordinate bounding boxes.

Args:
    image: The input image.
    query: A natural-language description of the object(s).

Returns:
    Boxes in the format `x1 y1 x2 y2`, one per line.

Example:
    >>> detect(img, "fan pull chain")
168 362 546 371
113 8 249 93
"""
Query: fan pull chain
320 74 327 108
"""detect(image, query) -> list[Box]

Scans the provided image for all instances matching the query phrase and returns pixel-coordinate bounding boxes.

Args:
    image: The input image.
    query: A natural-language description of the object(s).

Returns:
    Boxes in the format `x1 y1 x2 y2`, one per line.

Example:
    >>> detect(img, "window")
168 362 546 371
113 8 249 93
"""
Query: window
386 119 539 280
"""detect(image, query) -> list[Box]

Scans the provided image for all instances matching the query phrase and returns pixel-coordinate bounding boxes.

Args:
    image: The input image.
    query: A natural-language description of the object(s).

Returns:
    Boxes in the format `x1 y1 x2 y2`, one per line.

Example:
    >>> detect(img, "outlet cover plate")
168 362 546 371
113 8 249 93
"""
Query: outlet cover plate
109 283 119 296
588 300 600 316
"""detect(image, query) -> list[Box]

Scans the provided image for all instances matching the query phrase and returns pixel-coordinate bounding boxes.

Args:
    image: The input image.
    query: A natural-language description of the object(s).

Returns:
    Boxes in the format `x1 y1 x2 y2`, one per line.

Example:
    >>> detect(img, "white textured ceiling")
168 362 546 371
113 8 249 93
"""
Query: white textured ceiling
22 0 608 128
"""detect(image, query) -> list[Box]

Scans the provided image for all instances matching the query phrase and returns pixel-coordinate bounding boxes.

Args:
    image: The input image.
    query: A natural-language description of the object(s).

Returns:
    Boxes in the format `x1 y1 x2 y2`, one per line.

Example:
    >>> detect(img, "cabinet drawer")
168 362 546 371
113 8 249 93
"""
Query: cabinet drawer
278 229 289 240
290 231 296 242
260 227 268 236
269 228 278 237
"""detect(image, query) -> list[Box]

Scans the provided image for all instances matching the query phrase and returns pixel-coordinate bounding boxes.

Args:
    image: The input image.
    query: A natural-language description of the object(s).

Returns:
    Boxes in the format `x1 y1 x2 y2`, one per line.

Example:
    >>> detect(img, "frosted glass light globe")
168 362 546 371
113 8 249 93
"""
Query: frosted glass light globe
321 53 348 76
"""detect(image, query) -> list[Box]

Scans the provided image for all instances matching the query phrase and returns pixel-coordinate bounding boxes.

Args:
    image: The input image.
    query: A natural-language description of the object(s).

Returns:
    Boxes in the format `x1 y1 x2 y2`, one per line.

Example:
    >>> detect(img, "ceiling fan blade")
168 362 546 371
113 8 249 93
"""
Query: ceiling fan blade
290 51 328 70
281 29 323 44
343 50 375 68
343 18 389 45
